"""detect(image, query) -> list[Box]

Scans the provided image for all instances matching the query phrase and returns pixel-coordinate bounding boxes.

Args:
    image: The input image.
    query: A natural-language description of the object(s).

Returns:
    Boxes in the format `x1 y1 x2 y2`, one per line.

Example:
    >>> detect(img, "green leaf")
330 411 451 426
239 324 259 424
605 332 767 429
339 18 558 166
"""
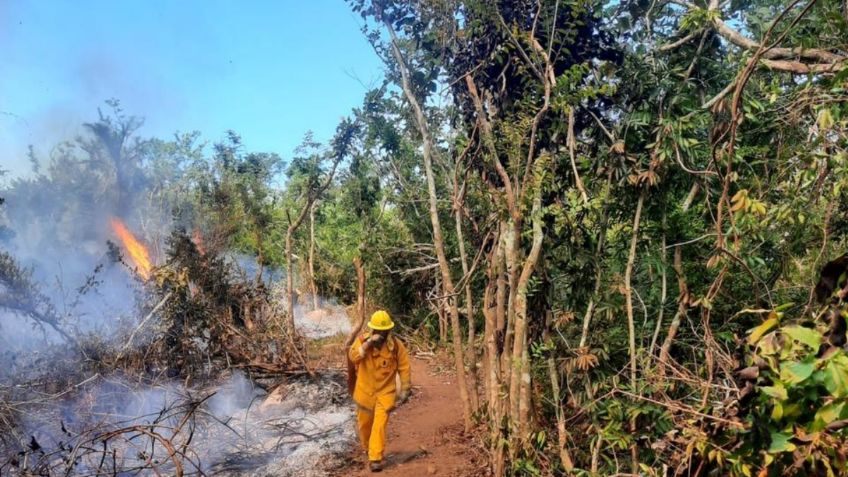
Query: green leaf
771 400 784 421
814 402 845 431
761 382 788 401
780 360 815 384
783 325 822 350
823 358 848 397
783 402 804 419
768 431 796 453
749 317 779 345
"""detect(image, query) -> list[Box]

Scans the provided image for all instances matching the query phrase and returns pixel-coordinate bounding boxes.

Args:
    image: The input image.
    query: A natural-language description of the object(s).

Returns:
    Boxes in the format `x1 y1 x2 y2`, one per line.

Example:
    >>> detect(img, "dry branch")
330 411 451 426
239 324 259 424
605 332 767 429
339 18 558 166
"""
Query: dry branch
117 291 174 359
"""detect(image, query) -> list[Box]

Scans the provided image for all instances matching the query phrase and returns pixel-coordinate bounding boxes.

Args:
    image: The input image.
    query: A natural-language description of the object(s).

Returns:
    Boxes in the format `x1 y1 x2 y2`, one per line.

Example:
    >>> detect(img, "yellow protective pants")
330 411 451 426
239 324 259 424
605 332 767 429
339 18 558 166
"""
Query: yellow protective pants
356 400 391 461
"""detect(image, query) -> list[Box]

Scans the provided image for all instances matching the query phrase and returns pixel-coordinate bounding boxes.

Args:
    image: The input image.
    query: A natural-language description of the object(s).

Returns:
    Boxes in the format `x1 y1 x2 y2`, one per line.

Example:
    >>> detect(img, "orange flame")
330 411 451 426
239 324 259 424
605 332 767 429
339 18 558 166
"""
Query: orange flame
110 218 153 280
192 227 206 256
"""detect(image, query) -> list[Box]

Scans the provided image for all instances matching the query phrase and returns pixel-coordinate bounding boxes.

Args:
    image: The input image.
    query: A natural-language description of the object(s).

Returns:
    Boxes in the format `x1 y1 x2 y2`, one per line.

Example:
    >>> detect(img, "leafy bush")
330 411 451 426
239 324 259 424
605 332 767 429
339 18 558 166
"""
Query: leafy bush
727 304 848 476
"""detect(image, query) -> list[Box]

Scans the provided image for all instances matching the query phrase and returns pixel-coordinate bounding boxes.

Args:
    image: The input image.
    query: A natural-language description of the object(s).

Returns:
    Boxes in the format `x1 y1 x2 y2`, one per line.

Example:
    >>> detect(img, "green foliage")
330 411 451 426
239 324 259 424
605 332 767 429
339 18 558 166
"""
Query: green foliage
723 309 848 476
198 131 284 265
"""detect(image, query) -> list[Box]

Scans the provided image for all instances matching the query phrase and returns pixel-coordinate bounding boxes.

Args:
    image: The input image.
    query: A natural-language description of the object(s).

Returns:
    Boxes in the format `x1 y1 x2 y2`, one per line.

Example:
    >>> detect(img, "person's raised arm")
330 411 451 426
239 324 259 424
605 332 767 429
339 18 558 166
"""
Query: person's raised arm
349 336 369 364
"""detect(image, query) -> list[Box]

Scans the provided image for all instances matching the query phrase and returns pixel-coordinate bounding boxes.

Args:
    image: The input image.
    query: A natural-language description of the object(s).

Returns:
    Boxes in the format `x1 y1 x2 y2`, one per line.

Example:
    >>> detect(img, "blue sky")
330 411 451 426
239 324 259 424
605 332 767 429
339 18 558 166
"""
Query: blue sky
0 0 384 177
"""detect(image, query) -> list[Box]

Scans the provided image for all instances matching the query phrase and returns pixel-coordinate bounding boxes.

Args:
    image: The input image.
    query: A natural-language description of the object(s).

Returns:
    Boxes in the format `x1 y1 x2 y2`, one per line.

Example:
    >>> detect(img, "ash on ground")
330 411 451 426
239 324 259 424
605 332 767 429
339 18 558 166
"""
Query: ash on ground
4 371 356 476
210 371 356 477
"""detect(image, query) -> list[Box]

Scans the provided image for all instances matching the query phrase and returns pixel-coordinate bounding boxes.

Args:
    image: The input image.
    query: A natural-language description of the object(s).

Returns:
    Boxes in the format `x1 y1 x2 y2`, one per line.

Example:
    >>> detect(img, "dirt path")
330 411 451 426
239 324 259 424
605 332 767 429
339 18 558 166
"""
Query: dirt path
342 355 481 476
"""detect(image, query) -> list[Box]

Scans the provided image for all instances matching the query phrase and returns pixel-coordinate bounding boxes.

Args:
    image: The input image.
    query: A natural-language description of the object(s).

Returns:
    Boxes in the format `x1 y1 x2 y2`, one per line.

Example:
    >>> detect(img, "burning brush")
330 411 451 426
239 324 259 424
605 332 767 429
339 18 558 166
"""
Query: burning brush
109 217 154 280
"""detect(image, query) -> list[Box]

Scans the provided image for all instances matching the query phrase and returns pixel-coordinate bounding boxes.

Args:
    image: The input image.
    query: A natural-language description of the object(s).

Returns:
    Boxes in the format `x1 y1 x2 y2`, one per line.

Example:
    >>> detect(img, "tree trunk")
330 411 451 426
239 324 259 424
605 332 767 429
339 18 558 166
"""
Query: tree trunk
658 245 689 378
454 184 479 412
353 255 367 334
492 230 509 475
484 229 504 413
509 194 544 437
308 202 319 310
649 212 668 355
347 255 368 396
578 215 607 402
496 236 507 337
436 273 448 344
578 196 610 350
544 312 574 473
483 264 498 412
385 21 472 430
624 190 646 475
501 221 518 414
567 107 590 206
285 227 296 333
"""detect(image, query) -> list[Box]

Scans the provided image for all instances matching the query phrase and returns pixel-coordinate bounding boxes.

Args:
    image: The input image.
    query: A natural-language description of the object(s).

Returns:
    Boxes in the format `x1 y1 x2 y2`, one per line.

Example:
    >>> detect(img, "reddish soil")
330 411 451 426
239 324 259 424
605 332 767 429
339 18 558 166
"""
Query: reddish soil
341 355 483 476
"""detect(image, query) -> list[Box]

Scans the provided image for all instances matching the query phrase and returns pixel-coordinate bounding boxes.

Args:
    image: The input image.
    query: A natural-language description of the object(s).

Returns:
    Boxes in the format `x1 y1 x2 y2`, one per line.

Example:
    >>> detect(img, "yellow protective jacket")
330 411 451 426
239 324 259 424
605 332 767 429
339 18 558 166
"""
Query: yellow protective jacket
349 332 411 410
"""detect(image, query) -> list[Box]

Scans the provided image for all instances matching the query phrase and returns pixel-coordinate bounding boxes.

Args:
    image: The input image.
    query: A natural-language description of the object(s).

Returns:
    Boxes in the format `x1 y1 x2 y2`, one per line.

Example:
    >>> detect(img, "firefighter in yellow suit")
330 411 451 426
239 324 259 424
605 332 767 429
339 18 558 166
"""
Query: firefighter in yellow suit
349 310 411 472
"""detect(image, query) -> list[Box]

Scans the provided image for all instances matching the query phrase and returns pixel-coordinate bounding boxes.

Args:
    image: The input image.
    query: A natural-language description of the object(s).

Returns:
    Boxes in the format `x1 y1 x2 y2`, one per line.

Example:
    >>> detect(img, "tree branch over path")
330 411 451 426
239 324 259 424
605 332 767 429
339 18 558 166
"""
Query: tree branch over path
659 0 846 73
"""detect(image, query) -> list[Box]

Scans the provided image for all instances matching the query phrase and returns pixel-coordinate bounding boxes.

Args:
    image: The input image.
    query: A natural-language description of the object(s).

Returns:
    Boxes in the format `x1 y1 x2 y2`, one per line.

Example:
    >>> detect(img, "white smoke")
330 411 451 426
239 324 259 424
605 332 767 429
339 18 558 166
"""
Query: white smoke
267 281 351 339
14 371 356 476
294 299 352 339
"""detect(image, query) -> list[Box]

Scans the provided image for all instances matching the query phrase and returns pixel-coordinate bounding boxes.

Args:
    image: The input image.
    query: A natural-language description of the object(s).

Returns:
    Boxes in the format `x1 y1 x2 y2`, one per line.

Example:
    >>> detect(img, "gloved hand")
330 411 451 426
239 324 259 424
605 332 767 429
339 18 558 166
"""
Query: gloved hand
368 333 385 348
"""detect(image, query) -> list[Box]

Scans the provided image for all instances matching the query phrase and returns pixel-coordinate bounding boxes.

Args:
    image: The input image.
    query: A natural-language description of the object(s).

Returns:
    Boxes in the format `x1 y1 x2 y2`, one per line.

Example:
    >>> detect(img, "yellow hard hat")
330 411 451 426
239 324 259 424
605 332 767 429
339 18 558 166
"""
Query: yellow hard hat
368 310 394 330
